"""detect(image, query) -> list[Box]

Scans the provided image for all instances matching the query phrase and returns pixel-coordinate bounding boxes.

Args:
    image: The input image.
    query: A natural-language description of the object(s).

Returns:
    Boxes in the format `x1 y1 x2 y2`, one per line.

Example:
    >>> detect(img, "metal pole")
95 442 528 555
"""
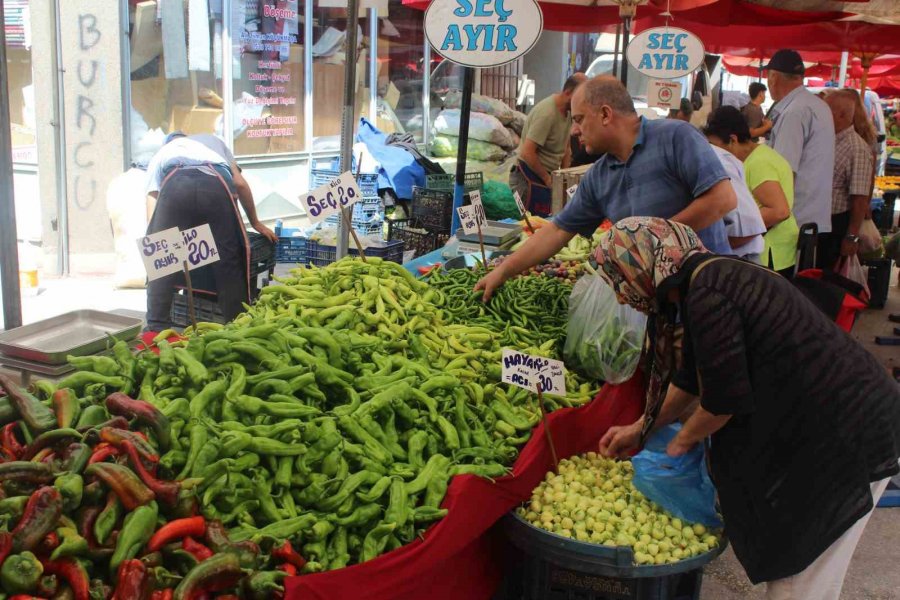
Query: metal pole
423 41 431 149
450 66 475 234
368 7 377 124
337 0 360 259
611 24 621 79
54 0 69 275
621 18 630 88
838 50 849 88
0 0 23 330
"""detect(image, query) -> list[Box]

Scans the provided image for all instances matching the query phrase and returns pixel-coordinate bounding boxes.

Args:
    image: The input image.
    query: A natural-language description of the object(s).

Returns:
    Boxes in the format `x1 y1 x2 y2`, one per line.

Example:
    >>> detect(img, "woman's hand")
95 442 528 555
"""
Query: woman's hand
599 418 643 459
252 221 279 243
666 435 695 458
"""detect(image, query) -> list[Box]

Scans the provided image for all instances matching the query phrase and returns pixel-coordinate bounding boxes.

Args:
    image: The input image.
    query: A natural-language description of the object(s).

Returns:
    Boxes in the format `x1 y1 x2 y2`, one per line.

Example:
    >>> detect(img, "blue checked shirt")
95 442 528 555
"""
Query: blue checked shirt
554 118 732 254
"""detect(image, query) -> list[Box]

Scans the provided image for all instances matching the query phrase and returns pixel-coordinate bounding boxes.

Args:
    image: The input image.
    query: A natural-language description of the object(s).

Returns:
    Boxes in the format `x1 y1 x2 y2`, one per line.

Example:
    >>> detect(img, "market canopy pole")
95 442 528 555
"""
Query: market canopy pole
0 0 23 331
857 52 878 92
451 68 475 233
838 50 849 88
337 0 361 260
617 0 640 88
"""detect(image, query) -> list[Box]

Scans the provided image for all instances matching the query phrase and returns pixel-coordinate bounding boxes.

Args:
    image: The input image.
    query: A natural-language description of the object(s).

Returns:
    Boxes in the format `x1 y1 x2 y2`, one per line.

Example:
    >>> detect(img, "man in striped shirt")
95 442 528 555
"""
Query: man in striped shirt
820 91 875 271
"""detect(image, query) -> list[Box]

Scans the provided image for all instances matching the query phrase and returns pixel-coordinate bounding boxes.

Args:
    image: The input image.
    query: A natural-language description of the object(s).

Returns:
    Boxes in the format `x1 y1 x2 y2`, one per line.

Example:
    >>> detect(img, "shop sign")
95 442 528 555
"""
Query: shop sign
137 224 221 281
501 349 566 395
301 172 364 223
625 27 704 80
424 0 543 68
647 79 683 110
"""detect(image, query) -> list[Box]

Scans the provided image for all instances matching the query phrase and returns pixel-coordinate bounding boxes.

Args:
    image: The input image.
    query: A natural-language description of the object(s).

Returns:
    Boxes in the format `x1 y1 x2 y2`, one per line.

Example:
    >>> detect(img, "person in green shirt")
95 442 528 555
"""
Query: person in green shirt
509 73 586 216
704 106 800 277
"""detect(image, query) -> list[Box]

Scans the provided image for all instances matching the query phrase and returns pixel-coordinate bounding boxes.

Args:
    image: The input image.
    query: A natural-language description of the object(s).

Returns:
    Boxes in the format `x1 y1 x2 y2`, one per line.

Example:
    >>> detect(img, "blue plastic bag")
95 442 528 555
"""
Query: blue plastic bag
355 118 425 200
631 424 722 527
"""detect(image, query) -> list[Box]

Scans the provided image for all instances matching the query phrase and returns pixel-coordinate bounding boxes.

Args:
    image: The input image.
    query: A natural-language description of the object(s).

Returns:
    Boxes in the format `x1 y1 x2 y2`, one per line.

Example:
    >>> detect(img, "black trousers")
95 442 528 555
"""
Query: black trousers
815 211 851 272
146 169 249 330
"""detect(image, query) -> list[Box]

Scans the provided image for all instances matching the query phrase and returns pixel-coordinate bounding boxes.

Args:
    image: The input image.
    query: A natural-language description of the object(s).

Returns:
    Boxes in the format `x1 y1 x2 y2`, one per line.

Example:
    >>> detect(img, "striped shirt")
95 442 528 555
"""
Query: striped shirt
832 126 874 214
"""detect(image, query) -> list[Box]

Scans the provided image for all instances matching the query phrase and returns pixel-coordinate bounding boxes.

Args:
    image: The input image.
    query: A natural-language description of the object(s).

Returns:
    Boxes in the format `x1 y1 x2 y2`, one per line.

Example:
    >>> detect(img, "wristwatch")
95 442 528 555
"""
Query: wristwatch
845 233 860 243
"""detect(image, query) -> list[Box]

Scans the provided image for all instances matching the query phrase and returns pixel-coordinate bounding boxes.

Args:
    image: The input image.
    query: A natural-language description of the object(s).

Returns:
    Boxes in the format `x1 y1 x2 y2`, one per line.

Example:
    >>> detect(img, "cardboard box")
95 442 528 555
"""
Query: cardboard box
551 164 592 214
312 51 366 138
132 75 169 130
169 105 223 135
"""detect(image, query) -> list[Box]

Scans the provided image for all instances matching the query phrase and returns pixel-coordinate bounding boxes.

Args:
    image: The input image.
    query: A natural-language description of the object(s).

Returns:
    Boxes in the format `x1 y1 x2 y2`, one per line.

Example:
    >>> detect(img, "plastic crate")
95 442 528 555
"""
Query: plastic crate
275 227 309 264
247 231 275 275
497 513 725 600
387 218 441 259
311 169 379 198
864 257 893 309
426 172 483 194
876 191 897 231
306 239 404 267
171 290 226 327
411 187 455 233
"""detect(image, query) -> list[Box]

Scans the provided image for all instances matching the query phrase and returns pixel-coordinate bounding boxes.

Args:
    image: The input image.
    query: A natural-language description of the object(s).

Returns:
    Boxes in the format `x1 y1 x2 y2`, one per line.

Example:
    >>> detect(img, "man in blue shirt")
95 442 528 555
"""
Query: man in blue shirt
477 76 736 300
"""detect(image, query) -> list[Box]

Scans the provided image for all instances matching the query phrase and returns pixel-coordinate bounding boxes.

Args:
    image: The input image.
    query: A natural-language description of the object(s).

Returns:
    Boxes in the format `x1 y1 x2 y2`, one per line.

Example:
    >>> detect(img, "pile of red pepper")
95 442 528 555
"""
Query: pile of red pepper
0 372 296 599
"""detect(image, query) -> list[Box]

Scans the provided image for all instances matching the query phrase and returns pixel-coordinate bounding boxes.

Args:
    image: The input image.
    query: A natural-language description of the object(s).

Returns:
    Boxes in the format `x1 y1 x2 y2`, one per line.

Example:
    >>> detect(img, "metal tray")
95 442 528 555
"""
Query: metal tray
457 220 522 246
0 310 143 365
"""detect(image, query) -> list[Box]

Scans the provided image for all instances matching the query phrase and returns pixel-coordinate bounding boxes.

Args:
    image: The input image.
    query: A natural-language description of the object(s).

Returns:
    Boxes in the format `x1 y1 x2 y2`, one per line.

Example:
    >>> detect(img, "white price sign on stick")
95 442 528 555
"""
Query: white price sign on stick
138 228 187 281
513 191 527 217
501 349 567 396
566 184 578 200
301 171 364 223
180 224 220 270
456 205 480 235
468 190 487 226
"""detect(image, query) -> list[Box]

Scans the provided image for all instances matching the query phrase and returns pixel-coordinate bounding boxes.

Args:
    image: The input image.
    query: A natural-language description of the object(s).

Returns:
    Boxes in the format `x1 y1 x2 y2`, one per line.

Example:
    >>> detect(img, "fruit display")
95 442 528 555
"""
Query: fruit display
516 453 722 566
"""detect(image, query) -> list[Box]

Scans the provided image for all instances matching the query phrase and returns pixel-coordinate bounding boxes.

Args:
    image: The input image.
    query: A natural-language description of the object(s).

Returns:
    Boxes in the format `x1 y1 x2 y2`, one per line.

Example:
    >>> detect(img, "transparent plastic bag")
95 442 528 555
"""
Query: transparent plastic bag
858 218 883 256
564 273 647 384
836 255 870 301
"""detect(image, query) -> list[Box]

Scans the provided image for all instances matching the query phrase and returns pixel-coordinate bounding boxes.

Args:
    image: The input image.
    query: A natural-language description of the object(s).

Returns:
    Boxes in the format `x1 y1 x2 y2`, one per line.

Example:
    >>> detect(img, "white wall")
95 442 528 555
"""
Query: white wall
523 31 567 107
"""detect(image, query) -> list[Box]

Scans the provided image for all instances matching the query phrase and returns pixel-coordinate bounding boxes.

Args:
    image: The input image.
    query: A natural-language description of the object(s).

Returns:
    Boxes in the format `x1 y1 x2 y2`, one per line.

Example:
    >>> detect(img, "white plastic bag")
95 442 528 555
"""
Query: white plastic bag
564 273 647 383
836 255 870 301
433 109 515 149
858 218 883 256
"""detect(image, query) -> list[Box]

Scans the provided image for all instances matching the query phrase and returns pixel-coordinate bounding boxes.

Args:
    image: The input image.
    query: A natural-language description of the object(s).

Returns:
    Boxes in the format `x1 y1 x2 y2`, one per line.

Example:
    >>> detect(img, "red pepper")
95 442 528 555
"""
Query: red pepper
8 595 46 600
29 447 54 463
36 531 60 556
150 591 174 600
278 563 298 576
42 558 90 600
118 440 180 506
181 536 213 562
111 559 152 600
12 487 63 553
77 505 102 547
271 540 307 570
2 423 24 458
0 531 13 565
106 393 171 451
98 428 158 466
146 516 207 552
0 446 15 461
88 443 120 465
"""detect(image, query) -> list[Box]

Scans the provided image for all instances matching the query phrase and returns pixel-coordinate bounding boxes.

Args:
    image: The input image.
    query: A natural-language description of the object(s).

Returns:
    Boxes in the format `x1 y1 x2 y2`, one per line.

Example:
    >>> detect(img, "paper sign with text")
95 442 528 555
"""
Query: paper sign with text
501 349 567 395
301 171 363 223
566 184 578 200
647 79 683 110
468 190 487 227
513 191 527 217
457 205 480 235
180 224 220 270
138 228 186 282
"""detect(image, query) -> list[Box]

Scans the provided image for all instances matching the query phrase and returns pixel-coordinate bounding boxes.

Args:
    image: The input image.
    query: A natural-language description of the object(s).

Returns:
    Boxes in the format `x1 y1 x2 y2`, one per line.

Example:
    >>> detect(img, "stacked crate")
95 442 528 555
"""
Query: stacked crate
313 169 385 237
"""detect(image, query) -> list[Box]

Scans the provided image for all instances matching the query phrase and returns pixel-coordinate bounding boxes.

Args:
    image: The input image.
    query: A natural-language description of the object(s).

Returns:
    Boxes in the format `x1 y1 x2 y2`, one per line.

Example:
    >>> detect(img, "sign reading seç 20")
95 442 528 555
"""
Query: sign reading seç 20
424 0 543 68
625 27 705 80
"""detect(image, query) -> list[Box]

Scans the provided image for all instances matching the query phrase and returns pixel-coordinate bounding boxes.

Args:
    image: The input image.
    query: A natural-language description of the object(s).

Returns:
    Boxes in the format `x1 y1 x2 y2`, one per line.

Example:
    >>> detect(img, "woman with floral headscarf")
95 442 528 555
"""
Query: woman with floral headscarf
597 217 900 600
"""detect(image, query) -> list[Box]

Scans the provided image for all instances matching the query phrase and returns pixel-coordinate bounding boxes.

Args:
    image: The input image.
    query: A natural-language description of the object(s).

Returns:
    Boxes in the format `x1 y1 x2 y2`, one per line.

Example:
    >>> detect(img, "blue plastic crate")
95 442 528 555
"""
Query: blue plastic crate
306 239 404 267
311 169 379 198
275 227 309 264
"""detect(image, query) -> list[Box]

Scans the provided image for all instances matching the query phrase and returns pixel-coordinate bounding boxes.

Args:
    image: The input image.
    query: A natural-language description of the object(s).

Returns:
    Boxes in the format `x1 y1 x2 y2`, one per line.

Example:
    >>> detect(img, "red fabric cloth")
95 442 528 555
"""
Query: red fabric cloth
795 269 868 332
285 374 645 600
138 332 184 355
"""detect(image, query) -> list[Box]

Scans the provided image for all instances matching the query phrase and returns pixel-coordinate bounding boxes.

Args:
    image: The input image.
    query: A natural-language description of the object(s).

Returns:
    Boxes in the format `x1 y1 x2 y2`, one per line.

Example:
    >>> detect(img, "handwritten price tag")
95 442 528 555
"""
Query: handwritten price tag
301 171 364 223
137 228 186 282
180 224 220 270
501 349 567 395
457 205 479 235
513 191 527 217
469 190 487 227
566 184 578 200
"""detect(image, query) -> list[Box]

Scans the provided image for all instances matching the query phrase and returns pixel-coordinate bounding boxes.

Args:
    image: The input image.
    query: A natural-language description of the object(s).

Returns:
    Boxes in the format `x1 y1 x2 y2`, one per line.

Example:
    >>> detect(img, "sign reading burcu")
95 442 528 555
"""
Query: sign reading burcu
625 27 705 79
425 0 543 68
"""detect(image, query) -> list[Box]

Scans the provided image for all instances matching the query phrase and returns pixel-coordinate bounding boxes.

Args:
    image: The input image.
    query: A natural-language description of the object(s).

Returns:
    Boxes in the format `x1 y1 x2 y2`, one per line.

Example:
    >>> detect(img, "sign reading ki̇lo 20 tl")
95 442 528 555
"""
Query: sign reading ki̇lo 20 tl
425 0 543 68
625 27 705 79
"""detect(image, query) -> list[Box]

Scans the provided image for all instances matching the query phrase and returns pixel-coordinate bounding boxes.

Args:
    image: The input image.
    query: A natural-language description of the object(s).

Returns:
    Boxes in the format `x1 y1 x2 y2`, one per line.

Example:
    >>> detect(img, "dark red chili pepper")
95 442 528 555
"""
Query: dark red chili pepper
278 563 297 576
0 446 16 461
146 516 206 552
0 461 54 484
2 422 24 458
271 540 307 570
118 440 179 506
172 552 243 600
0 530 13 564
98 428 158 467
150 590 174 600
77 416 130 434
82 463 155 511
41 558 90 600
180 537 213 562
36 531 60 556
77 505 102 547
111 559 152 600
21 428 82 461
105 393 171 451
8 595 46 600
88 443 120 465
12 487 63 553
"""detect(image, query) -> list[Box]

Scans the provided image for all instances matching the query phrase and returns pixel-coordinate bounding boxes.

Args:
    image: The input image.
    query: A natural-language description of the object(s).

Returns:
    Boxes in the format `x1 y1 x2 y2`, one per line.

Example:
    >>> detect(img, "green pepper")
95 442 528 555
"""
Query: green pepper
50 527 88 561
50 389 81 429
404 453 450 495
173 551 244 600
0 551 43 593
94 493 123 546
360 522 397 562
110 501 158 574
406 431 429 471
0 496 28 520
172 347 209 383
74 405 109 430
188 379 227 420
384 478 410 528
332 503 382 527
0 374 57 433
243 570 287 599
328 526 351 570
66 354 119 377
53 473 83 513
55 372 128 395
356 476 392 503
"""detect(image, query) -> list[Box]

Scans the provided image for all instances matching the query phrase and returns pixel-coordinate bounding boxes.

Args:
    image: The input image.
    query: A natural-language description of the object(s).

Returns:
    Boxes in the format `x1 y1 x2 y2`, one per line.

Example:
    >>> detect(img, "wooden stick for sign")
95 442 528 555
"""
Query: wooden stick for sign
537 386 559 469
182 261 198 331
522 211 535 235
476 220 488 272
347 153 367 262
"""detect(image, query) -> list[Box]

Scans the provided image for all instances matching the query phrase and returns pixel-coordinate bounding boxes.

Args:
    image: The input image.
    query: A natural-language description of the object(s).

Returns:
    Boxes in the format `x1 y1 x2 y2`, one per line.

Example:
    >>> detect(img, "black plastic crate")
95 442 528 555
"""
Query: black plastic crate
412 187 455 233
387 218 441 259
876 192 897 231
276 233 309 264
426 172 483 194
306 239 404 267
247 231 275 275
864 257 894 309
311 169 379 198
171 290 226 327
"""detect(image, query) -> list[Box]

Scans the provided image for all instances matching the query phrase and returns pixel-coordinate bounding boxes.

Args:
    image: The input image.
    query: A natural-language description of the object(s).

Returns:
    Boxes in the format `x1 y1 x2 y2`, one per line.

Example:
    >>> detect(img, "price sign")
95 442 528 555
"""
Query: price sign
469 190 487 227
566 184 578 200
301 171 364 223
501 349 567 396
457 205 480 235
137 227 186 281
513 191 527 217
180 224 220 270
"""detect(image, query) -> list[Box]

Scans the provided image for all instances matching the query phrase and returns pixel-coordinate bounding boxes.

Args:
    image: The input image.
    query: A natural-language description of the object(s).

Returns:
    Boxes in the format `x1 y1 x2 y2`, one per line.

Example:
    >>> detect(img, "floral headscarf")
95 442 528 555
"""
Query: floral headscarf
594 217 708 441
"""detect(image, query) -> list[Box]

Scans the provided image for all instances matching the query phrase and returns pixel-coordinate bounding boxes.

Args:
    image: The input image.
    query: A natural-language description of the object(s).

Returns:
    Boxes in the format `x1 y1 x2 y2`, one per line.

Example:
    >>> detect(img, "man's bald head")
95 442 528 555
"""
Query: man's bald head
570 76 639 157
563 72 588 94
826 90 856 132
573 76 636 115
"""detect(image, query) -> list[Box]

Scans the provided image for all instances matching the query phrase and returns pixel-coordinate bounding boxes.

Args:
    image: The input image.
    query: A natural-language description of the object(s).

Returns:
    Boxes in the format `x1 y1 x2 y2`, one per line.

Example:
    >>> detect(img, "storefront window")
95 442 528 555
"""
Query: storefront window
375 4 424 142
128 1 224 164
4 0 36 165
232 0 305 156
